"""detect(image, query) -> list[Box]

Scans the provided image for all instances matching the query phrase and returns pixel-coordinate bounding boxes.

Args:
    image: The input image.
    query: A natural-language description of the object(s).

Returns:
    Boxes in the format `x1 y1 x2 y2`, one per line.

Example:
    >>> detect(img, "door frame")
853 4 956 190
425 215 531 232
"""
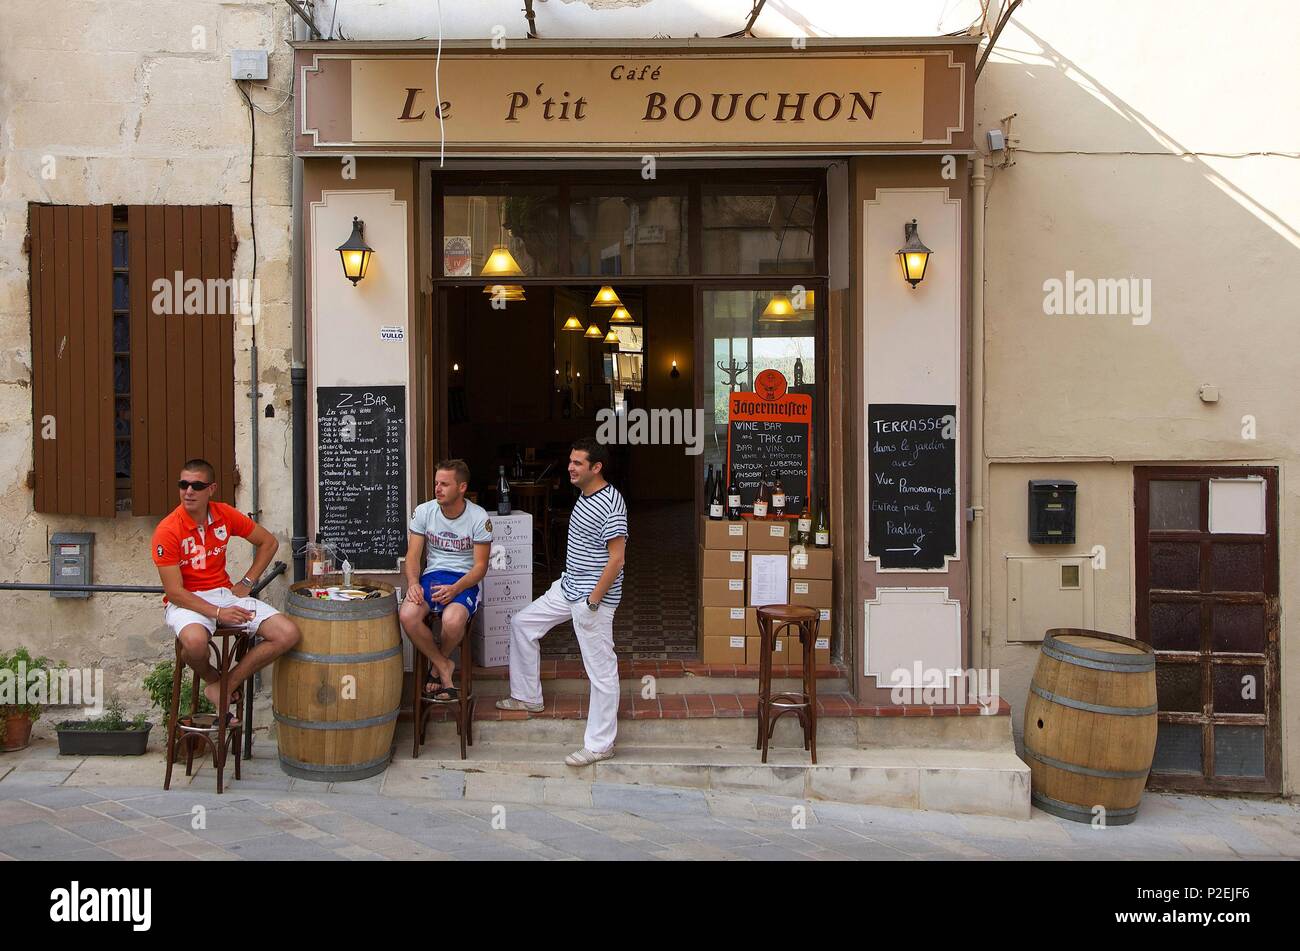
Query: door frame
1135 465 1281 794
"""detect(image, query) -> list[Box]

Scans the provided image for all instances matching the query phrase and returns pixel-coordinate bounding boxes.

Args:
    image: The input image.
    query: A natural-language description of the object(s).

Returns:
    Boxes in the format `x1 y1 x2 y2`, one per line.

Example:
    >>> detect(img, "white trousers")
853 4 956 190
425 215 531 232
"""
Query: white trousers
509 578 619 754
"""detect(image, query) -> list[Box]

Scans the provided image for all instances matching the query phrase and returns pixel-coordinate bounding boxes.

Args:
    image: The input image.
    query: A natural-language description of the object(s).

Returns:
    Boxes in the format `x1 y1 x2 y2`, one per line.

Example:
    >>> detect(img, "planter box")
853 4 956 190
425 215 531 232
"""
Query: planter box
56 722 152 756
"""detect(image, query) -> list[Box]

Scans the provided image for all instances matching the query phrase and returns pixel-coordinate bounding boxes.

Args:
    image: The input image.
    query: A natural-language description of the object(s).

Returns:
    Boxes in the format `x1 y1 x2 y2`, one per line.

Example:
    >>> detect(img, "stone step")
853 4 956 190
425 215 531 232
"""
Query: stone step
414 692 1014 751
452 660 851 697
386 738 1031 819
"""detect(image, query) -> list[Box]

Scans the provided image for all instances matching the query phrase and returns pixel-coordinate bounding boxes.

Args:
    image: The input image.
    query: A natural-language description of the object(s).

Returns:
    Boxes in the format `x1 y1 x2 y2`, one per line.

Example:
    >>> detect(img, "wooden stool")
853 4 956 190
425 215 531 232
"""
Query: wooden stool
411 615 477 760
755 604 820 764
163 627 250 794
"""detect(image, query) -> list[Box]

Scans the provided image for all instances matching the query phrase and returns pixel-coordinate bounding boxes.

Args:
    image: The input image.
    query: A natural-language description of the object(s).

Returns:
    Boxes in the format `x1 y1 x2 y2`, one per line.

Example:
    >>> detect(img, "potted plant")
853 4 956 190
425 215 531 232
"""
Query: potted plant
55 696 152 756
143 659 214 762
0 647 58 752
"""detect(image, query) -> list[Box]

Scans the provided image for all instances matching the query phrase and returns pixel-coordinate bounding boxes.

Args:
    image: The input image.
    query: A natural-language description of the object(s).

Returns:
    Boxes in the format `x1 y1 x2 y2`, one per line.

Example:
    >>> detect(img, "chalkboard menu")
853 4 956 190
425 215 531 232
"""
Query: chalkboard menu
867 403 957 570
726 391 812 515
316 386 407 570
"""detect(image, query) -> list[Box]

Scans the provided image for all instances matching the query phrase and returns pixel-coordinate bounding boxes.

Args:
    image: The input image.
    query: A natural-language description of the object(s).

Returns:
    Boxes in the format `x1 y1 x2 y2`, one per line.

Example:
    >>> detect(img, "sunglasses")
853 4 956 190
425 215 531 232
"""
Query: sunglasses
177 480 212 491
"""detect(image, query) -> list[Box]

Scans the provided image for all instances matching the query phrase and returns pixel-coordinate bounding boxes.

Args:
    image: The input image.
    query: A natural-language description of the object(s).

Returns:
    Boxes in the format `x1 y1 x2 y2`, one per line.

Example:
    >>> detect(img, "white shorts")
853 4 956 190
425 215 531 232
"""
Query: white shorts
165 587 280 638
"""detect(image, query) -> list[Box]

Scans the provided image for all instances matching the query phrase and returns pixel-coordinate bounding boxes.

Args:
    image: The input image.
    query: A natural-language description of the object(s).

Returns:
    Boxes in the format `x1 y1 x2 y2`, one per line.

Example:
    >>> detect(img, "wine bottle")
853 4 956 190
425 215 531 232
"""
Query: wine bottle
726 472 742 521
703 464 715 516
772 472 786 518
709 470 724 520
797 507 812 546
814 495 830 548
753 472 770 519
497 465 512 516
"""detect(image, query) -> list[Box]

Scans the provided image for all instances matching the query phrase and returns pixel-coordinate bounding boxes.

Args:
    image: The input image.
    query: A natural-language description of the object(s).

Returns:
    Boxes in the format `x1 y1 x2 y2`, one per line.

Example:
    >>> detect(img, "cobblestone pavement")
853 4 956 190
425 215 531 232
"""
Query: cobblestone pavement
1 741 1296 861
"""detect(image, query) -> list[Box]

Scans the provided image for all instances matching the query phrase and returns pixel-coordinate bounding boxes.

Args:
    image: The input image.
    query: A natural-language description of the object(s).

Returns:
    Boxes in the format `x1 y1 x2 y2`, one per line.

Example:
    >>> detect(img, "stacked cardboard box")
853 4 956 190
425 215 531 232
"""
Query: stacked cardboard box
472 510 533 667
700 517 748 663
787 547 833 666
745 521 792 666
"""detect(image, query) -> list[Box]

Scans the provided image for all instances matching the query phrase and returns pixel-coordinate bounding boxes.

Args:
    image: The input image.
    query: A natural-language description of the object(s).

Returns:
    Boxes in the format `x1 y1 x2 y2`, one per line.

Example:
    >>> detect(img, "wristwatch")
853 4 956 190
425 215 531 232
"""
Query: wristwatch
585 599 599 612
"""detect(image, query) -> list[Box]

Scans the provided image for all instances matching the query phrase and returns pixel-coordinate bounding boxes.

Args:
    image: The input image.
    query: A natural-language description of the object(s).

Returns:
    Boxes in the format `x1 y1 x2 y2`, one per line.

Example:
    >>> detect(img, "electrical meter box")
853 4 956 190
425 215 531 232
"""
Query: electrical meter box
1028 480 1077 544
50 532 94 598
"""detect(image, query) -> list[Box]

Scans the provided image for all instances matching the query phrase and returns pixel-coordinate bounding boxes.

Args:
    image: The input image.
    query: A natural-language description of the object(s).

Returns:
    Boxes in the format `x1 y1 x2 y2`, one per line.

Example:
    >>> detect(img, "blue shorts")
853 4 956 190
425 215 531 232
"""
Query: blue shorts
420 569 480 617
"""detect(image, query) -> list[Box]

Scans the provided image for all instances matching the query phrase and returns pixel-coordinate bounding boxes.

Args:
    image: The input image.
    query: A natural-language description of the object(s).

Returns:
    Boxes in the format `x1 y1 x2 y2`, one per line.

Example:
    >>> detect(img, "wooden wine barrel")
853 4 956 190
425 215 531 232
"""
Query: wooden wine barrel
274 580 403 782
1022 628 1158 825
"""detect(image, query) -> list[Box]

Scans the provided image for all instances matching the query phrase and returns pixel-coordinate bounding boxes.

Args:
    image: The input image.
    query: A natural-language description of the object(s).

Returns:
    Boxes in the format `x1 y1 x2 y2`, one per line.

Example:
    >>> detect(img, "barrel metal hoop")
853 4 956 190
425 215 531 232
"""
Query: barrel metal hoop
1031 791 1140 825
278 751 392 783
273 709 399 731
1042 642 1155 673
1029 684 1157 717
285 645 401 665
1043 633 1153 666
1023 746 1152 780
286 593 397 621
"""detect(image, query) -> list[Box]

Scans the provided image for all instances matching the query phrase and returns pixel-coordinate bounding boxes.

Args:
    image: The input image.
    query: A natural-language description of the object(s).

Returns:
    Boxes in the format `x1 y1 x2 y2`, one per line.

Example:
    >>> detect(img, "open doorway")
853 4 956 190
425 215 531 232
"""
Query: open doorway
439 283 698 658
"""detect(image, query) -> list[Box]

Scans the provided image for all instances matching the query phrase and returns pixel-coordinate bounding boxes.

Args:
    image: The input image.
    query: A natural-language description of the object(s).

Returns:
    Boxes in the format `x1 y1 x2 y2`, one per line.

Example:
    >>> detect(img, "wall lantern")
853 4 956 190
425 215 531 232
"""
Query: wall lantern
584 322 605 339
897 218 932 288
563 315 584 331
591 285 622 307
670 360 680 379
336 217 374 285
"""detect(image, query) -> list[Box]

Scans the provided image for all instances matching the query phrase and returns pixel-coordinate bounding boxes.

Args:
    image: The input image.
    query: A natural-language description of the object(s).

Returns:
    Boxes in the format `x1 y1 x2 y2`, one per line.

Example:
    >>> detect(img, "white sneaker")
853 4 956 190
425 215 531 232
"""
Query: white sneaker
495 697 544 713
565 746 615 767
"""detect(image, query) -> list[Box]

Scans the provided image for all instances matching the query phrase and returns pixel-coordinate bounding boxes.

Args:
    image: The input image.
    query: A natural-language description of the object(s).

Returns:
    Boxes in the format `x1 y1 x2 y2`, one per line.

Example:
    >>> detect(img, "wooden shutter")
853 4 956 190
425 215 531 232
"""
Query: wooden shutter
28 204 115 516
128 206 236 516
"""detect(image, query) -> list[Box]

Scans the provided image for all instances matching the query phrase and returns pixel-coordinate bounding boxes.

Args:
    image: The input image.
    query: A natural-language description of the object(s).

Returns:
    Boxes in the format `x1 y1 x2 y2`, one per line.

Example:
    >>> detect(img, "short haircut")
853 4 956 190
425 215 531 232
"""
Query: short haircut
180 458 216 482
435 459 471 486
571 437 609 475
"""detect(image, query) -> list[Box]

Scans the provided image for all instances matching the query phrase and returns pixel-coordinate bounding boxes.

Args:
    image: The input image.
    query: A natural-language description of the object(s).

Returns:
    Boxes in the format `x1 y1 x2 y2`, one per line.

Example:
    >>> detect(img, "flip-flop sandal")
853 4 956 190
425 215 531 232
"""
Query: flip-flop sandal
430 683 460 703
424 670 444 696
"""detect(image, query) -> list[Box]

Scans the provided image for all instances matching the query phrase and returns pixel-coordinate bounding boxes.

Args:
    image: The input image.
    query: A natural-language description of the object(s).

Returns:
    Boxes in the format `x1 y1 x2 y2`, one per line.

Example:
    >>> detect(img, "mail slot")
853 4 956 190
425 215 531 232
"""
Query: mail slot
50 532 94 599
1028 480 1076 544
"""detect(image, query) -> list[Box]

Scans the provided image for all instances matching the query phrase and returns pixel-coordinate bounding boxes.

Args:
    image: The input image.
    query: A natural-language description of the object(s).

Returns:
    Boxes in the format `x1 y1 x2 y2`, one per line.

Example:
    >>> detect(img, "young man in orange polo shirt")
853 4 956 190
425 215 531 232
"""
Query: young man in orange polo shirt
151 459 301 710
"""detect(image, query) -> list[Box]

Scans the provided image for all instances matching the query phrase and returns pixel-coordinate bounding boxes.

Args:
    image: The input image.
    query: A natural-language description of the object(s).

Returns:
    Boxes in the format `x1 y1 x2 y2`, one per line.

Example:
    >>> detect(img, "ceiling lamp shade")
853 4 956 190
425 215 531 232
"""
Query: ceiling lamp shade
604 329 620 344
482 283 526 300
336 217 374 285
760 291 802 322
481 244 524 278
609 306 634 323
584 322 605 339
591 285 622 307
897 218 933 288
563 315 584 331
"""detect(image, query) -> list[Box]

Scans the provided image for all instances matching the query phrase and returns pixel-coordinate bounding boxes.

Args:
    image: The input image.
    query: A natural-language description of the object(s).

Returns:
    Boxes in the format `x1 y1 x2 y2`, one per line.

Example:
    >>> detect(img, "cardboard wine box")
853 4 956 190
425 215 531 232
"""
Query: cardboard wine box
746 606 830 638
747 518 792 552
745 635 790 666
700 546 747 579
702 605 748 637
785 631 832 667
702 634 747 664
789 578 833 608
701 576 746 607
701 517 748 550
788 547 832 581
472 631 511 668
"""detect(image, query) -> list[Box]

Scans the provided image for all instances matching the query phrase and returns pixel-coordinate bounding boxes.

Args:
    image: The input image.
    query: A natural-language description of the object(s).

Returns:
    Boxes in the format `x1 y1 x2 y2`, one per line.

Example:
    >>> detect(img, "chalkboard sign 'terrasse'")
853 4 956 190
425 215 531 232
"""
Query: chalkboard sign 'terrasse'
316 385 407 571
867 403 957 570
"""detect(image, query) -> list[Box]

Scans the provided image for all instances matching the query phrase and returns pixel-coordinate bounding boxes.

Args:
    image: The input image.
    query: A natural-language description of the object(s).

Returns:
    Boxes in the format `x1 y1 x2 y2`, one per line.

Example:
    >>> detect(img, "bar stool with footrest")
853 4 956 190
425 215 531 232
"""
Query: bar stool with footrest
163 627 251 794
411 613 477 760
755 604 821 764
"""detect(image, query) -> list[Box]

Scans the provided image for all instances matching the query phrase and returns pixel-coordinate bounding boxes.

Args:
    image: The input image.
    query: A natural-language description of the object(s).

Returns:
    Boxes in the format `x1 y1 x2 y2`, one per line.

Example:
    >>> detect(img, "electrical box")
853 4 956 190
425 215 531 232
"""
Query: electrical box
1028 480 1077 544
230 50 269 81
1006 555 1094 642
50 532 94 599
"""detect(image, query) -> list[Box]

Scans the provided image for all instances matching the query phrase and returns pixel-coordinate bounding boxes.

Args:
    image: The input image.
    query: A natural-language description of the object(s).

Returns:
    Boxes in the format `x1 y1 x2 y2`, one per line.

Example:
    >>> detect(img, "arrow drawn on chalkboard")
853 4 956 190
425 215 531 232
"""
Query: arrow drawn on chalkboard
886 543 923 555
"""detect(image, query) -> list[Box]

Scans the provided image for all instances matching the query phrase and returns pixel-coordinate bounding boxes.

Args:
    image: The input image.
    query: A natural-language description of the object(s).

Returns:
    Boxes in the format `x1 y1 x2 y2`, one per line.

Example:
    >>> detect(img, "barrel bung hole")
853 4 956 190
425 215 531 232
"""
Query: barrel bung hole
1037 718 1044 729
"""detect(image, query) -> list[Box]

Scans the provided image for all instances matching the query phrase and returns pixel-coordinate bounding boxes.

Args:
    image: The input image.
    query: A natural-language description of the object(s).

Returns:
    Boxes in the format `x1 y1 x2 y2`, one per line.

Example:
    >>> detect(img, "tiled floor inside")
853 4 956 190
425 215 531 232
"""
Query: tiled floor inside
535 499 698 659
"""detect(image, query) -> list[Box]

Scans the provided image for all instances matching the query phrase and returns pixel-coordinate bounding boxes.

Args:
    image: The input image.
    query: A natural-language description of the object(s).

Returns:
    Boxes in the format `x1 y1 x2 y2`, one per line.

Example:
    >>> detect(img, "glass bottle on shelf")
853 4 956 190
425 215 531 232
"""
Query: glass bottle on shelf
753 472 770 519
796 506 812 546
815 494 830 548
497 465 512 516
709 468 724 520
703 464 715 515
726 473 742 521
771 472 786 518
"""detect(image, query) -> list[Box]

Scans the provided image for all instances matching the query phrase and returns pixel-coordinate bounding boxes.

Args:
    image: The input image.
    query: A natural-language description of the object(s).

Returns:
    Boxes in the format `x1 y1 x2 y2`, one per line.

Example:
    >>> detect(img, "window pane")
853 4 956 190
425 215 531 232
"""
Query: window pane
1148 601 1200 651
113 314 129 353
1213 725 1265 777
702 185 818 274
1210 543 1263 592
112 273 129 311
111 229 128 269
115 399 131 436
113 356 129 394
1213 664 1264 714
1212 603 1265 653
569 191 687 275
442 188 559 276
1148 541 1199 591
1155 663 1202 713
1152 723 1203 774
115 440 130 479
1149 480 1199 530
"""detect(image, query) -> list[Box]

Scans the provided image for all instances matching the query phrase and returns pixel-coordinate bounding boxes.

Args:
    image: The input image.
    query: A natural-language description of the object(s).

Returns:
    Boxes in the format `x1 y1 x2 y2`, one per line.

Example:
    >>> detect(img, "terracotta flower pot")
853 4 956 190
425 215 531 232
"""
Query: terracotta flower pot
1 713 34 752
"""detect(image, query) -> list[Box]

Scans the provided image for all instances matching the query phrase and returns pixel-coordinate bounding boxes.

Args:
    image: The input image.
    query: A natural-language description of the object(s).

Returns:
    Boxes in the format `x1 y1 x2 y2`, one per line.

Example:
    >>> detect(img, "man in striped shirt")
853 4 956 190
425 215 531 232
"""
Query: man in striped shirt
498 437 627 765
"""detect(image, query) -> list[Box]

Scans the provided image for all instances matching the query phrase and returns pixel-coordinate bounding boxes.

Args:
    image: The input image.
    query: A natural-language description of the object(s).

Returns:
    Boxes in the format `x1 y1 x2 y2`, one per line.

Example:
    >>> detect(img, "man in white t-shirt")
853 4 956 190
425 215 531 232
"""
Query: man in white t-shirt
400 459 491 701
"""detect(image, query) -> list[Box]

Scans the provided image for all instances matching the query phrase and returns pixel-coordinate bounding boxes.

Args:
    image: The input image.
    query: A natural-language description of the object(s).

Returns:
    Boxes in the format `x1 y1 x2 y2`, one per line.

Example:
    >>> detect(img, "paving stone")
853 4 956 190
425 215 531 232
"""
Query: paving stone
589 783 710 817
15 788 105 809
0 821 94 858
225 833 349 861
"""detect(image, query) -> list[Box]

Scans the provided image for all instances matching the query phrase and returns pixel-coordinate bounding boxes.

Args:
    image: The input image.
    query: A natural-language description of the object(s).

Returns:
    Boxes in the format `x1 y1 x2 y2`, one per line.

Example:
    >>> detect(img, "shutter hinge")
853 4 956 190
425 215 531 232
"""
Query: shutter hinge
22 233 31 256
230 231 240 254
25 470 36 489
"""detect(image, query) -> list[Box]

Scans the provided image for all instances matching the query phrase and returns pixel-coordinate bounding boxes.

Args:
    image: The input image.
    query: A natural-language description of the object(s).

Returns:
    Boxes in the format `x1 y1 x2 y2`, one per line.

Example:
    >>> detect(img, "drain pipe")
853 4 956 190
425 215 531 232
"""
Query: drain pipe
289 10 309 583
969 155 989 671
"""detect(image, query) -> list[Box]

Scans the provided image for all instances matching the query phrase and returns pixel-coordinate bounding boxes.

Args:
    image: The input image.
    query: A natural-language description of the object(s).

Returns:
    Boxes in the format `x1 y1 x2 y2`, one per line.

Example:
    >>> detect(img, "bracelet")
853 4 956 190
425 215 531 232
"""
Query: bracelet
240 575 257 588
